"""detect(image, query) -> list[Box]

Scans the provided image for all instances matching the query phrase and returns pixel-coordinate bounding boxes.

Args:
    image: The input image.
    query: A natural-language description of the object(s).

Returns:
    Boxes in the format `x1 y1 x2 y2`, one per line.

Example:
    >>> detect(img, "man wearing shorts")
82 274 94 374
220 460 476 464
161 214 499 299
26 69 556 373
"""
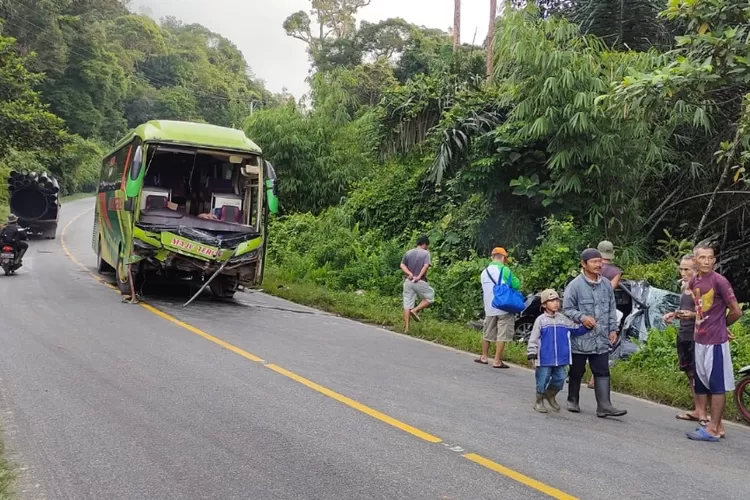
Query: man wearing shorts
475 247 520 369
685 245 743 442
663 254 705 423
400 235 435 332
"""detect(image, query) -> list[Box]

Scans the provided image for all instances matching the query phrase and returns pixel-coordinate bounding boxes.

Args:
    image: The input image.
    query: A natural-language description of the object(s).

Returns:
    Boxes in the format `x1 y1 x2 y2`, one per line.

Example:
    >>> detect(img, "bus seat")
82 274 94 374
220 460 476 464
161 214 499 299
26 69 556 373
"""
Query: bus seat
145 195 168 209
219 205 242 223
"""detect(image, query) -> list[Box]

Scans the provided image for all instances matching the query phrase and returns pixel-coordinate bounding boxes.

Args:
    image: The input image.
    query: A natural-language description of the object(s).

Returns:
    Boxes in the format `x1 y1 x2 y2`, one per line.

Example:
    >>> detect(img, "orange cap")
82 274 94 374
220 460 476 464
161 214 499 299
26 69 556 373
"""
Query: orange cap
491 247 508 257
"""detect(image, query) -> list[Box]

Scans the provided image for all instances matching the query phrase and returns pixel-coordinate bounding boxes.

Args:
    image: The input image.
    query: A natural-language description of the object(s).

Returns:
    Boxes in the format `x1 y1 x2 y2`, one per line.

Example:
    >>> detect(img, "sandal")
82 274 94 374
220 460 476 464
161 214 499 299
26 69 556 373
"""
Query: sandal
474 358 488 365
492 363 510 369
676 413 700 422
409 310 421 322
686 427 720 442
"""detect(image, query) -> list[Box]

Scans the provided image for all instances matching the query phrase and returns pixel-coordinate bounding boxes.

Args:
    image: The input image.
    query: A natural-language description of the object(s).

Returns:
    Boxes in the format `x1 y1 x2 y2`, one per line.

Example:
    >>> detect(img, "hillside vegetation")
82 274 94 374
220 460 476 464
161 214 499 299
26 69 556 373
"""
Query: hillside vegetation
1 0 748 419
0 0 277 206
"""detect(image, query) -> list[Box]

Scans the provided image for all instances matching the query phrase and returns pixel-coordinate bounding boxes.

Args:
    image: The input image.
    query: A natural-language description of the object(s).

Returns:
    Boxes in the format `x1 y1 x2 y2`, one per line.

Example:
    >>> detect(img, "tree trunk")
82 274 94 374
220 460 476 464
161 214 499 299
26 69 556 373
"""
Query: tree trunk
486 0 497 82
453 0 461 53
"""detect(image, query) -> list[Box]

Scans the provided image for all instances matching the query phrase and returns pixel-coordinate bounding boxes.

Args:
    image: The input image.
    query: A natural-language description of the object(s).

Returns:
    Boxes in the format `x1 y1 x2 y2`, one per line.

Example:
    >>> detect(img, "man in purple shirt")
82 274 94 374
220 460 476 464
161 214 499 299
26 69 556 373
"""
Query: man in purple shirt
685 245 743 442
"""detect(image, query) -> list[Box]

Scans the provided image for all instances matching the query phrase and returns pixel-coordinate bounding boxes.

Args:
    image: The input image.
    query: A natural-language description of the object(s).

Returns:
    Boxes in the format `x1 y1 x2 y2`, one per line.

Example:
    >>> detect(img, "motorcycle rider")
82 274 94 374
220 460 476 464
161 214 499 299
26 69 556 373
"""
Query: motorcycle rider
0 214 28 266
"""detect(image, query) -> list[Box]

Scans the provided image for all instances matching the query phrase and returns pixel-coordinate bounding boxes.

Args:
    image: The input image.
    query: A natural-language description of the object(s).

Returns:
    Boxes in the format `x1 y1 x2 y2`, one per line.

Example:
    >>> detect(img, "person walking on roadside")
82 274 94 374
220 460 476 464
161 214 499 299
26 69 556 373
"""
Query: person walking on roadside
663 254 707 424
400 235 435 333
685 245 743 442
563 248 627 417
527 289 588 413
475 247 520 369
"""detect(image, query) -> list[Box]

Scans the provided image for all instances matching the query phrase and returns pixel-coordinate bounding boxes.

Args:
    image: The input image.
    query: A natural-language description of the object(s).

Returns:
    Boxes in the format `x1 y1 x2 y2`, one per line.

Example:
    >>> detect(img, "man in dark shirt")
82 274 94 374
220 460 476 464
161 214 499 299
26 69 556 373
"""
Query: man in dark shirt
598 240 623 288
0 214 28 266
663 254 703 423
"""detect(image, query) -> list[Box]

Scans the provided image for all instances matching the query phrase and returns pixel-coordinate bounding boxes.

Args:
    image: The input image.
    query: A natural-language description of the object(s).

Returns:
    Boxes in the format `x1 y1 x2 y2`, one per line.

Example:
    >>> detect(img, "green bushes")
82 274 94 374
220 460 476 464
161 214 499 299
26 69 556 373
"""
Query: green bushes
514 216 589 293
624 260 680 291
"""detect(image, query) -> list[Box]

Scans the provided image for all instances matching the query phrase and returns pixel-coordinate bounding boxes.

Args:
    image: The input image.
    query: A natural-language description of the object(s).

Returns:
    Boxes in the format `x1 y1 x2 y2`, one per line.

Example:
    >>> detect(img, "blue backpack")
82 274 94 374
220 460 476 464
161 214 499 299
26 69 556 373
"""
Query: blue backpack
485 265 526 313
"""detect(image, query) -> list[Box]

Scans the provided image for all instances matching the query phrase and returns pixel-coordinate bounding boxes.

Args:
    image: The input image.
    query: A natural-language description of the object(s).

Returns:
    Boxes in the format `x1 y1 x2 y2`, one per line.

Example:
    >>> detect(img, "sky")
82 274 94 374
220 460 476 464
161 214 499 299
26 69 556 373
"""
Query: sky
132 0 494 100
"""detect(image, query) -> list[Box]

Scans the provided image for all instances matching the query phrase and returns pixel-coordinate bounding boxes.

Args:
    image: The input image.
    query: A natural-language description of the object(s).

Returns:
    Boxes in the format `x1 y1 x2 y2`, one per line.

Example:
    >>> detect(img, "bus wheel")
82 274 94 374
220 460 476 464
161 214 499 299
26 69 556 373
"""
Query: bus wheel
116 255 132 295
96 239 114 274
210 276 237 299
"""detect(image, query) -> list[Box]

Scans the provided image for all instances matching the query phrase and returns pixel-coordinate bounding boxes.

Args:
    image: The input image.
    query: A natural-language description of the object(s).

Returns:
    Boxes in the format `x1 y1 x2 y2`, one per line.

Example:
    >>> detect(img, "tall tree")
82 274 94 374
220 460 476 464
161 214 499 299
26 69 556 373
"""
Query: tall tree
452 0 461 52
486 0 497 81
283 0 372 60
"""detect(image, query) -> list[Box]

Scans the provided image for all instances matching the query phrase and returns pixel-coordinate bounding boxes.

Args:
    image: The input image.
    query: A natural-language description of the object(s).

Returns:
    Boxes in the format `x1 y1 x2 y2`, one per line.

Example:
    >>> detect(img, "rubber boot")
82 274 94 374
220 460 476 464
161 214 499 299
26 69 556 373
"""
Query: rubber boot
543 388 561 412
567 381 580 413
594 376 627 417
534 393 548 413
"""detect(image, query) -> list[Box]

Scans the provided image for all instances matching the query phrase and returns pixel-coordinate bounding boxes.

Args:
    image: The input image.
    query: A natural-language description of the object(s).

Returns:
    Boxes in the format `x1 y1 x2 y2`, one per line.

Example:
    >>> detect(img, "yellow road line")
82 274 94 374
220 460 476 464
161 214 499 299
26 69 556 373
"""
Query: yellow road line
58 204 578 500
265 363 442 443
464 453 579 500
140 303 265 363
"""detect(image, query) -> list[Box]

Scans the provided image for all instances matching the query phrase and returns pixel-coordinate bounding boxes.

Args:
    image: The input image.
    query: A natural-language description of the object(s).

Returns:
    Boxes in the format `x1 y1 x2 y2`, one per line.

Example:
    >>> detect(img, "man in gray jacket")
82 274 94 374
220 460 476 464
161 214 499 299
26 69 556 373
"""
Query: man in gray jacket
563 248 627 417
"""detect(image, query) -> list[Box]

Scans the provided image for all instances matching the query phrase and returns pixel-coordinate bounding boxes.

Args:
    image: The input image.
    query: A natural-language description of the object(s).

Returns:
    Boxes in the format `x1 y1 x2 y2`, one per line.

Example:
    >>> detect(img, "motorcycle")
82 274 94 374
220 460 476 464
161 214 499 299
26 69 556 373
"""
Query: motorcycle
514 292 541 342
0 227 28 276
735 365 750 425
0 244 21 275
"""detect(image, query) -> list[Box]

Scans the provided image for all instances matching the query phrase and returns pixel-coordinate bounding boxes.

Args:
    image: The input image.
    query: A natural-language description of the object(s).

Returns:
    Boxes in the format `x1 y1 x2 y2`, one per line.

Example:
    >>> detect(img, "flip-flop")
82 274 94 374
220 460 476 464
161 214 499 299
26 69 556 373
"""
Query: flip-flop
686 427 720 442
409 310 421 322
676 413 700 422
492 363 510 369
474 359 488 364
699 419 709 427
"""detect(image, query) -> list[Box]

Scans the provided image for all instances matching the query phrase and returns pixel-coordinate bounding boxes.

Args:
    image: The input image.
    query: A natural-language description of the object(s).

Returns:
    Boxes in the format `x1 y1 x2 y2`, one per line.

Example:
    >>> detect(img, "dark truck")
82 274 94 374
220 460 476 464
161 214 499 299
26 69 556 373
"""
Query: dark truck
7 170 61 239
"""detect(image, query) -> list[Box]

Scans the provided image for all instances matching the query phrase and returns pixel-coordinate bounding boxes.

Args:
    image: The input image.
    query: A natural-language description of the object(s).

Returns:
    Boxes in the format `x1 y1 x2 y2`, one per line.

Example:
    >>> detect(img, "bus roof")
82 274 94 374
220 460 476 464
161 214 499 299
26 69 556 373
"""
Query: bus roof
108 120 262 156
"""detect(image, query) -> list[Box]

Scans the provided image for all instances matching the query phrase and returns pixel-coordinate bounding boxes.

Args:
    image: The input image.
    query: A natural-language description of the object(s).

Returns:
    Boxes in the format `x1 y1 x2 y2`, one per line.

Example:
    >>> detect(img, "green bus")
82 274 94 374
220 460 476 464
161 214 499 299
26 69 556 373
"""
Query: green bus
92 120 279 301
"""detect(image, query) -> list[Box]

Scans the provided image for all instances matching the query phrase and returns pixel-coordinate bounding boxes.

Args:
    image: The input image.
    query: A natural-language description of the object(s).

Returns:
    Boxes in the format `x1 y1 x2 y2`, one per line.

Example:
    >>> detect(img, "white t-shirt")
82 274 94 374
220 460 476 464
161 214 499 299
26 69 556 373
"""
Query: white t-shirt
481 265 510 317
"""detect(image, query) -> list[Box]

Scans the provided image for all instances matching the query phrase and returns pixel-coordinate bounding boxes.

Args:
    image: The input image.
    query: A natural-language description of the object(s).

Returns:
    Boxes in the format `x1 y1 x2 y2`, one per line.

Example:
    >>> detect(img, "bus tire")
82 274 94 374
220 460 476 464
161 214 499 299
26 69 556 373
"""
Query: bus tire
116 254 131 295
96 239 114 274
210 276 237 299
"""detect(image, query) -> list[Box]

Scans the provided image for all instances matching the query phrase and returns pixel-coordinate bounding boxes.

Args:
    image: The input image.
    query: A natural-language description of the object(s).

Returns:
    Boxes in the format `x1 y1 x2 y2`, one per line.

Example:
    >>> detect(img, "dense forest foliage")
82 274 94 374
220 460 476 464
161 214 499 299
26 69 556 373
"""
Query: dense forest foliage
256 0 750 322
2 0 749 319
0 0 276 208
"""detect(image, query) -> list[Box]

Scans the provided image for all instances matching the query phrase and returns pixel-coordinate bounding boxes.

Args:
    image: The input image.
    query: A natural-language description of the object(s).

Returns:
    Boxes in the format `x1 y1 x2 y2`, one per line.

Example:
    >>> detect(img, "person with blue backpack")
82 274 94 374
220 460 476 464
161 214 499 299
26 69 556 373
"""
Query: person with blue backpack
527 289 589 413
476 247 524 369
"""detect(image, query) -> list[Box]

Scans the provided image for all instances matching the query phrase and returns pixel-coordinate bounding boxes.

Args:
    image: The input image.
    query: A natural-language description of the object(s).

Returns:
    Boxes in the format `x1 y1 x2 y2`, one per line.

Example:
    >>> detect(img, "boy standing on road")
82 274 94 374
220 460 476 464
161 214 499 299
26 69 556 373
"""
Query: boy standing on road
662 254 706 424
563 248 627 418
400 235 435 333
527 289 588 413
476 247 520 369
685 245 743 442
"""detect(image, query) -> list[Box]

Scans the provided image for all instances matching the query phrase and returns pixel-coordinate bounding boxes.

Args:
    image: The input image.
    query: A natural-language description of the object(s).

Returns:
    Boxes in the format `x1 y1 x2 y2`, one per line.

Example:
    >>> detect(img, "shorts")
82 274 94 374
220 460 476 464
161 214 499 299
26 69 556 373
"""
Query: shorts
694 342 735 395
483 314 515 342
402 279 435 309
676 338 695 373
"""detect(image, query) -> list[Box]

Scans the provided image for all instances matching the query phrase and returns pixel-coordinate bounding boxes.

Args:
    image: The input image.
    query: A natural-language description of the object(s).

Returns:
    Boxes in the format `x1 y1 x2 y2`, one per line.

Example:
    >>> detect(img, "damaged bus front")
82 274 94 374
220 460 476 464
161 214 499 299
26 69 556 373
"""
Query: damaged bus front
92 120 279 302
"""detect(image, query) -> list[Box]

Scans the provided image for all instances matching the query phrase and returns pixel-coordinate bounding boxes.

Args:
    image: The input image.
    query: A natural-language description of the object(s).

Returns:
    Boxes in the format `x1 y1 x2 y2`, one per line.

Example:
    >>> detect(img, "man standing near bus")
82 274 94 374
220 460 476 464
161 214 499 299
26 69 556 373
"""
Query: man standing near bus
400 235 435 333
685 245 743 442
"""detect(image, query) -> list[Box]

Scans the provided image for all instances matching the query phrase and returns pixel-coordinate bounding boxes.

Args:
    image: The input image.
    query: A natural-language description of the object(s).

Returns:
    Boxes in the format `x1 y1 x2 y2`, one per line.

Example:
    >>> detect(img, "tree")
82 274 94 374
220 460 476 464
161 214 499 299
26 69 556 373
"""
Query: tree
453 0 461 53
486 0 497 81
0 32 65 156
283 0 372 59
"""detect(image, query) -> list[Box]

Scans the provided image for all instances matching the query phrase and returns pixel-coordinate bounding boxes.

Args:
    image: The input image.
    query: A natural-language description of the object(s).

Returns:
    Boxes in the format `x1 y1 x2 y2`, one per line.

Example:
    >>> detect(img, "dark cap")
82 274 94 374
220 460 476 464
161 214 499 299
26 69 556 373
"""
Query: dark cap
580 248 602 262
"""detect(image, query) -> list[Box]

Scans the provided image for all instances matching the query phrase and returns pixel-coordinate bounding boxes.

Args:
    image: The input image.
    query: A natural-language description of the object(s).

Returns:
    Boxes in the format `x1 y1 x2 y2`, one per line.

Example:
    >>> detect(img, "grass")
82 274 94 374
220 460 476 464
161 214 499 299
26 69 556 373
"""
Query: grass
0 429 15 500
262 267 749 424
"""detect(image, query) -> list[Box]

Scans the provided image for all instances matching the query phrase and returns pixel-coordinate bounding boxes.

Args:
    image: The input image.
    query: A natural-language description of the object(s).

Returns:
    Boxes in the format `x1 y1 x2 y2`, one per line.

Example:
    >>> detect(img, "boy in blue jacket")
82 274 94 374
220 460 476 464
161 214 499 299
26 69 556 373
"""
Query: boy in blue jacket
527 289 588 413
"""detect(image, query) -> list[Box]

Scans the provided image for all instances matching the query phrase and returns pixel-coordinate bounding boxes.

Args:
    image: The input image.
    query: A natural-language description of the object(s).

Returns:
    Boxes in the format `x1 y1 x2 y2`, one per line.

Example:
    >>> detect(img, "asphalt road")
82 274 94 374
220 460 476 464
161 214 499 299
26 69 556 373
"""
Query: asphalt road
0 197 749 500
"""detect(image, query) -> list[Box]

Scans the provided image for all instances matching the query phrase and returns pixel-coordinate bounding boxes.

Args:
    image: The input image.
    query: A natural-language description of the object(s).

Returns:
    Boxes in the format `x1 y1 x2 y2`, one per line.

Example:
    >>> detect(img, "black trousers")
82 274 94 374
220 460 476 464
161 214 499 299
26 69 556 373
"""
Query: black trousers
14 241 28 263
569 352 610 383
